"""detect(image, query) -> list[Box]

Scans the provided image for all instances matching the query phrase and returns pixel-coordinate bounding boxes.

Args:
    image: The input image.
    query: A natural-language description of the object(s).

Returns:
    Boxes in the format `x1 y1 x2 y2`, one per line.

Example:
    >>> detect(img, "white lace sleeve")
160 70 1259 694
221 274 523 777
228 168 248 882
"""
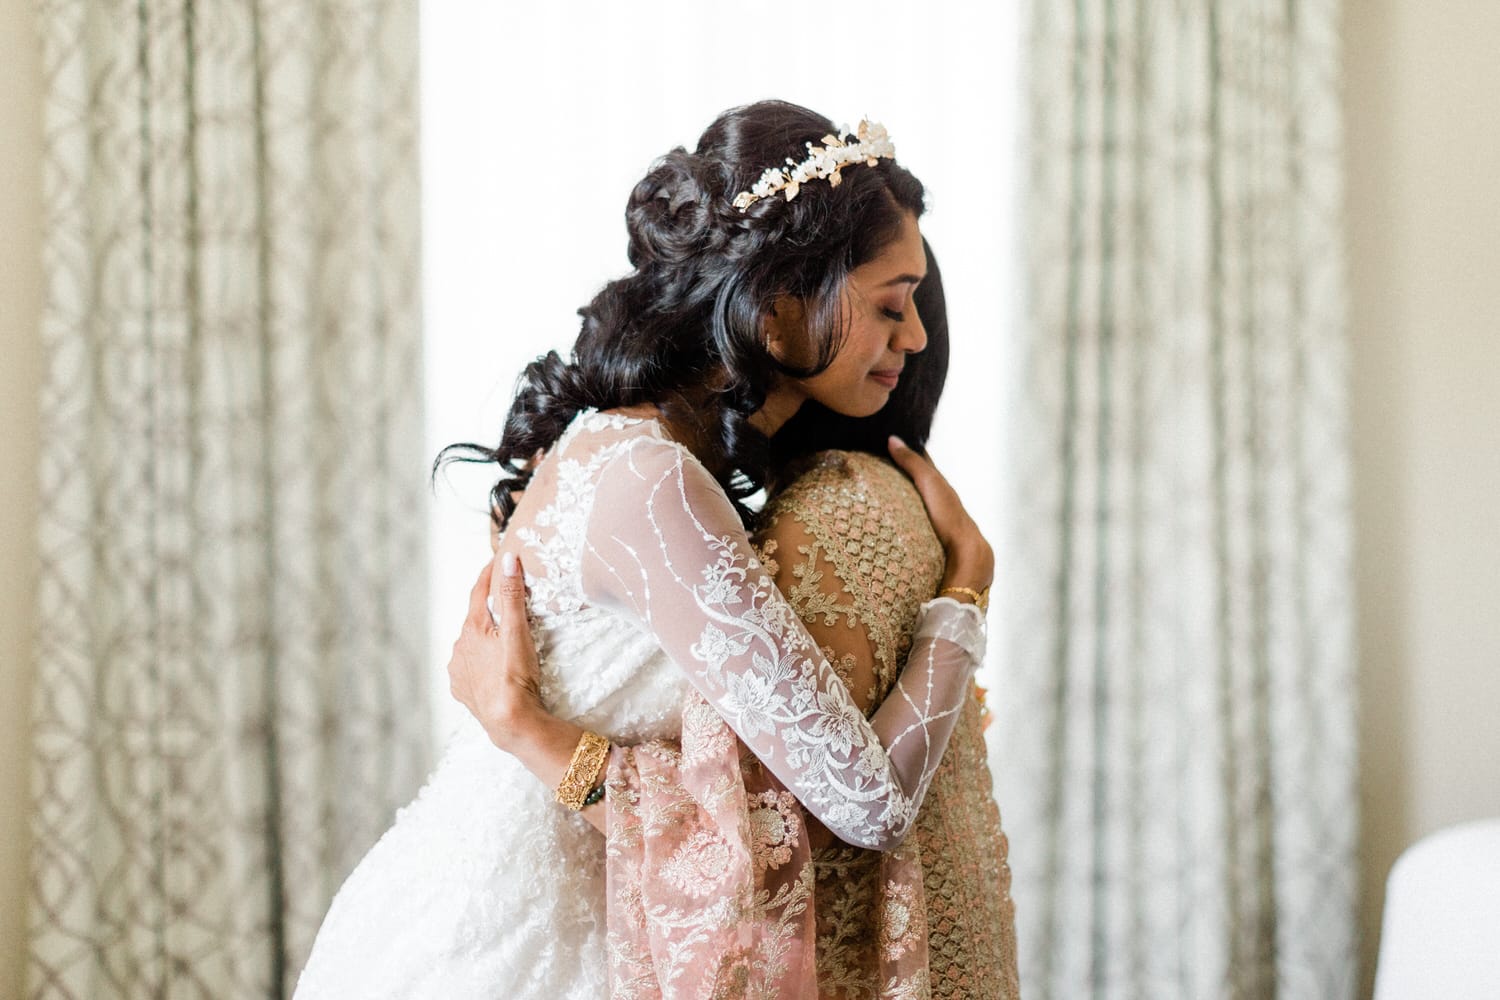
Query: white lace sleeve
579 435 984 850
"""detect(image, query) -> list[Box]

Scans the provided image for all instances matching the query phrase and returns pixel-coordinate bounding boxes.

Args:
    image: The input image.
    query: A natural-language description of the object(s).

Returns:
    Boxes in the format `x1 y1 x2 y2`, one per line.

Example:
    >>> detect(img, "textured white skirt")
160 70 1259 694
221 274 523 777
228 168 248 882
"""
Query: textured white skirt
294 610 687 1000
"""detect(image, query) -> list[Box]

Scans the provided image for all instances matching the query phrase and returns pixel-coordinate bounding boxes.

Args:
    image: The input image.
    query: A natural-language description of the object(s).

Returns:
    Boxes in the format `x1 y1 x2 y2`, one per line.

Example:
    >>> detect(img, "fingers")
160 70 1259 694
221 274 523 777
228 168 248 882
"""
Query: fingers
887 434 935 486
889 437 982 563
886 433 917 467
889 434 950 503
887 435 920 483
466 560 495 631
491 551 530 639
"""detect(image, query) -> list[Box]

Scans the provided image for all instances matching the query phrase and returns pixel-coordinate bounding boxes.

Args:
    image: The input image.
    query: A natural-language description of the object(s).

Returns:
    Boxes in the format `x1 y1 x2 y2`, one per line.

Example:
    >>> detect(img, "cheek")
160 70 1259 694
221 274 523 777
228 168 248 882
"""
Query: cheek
841 316 884 360
804 356 866 405
826 347 872 387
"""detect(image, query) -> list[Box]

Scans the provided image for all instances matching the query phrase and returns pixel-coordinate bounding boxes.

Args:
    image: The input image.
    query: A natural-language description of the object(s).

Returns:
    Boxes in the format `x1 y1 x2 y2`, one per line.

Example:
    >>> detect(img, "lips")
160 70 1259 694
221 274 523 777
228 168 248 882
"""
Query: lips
869 367 902 390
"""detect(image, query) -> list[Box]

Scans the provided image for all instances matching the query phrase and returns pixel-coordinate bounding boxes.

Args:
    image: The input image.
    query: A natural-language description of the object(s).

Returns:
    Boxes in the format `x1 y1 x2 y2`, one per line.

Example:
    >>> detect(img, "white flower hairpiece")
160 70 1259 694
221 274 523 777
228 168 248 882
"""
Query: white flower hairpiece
731 119 896 212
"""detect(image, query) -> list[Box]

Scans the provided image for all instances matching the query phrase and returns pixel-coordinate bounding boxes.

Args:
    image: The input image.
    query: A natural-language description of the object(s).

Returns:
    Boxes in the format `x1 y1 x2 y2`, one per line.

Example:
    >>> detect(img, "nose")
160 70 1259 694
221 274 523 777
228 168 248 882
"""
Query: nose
896 306 927 355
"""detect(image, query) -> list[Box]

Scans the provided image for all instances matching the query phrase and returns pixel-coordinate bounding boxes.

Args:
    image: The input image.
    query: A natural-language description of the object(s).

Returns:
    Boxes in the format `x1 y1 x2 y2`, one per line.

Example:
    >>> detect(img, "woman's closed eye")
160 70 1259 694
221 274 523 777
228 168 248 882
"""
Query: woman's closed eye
881 307 906 322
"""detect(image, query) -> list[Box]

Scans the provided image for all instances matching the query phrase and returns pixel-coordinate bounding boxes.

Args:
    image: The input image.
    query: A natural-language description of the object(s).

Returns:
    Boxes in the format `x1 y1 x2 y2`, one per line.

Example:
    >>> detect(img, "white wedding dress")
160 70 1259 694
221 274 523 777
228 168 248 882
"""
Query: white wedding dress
293 411 985 999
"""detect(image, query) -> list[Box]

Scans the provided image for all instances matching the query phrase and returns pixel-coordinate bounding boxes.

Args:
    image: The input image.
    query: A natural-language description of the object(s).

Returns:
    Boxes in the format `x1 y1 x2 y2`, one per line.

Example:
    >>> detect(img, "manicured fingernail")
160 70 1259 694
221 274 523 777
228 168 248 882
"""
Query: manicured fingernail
889 434 907 450
486 596 497 622
501 551 519 577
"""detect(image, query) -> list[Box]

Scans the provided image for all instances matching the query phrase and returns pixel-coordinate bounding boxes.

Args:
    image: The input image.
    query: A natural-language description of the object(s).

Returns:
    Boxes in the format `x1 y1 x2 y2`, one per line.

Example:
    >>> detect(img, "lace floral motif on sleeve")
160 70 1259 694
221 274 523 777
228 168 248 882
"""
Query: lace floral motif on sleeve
580 432 984 851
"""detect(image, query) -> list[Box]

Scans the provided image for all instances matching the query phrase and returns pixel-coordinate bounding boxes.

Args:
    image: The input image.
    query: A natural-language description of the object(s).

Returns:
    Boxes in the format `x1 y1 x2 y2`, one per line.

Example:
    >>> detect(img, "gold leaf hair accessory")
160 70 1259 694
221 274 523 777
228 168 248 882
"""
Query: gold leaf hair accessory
731 119 896 212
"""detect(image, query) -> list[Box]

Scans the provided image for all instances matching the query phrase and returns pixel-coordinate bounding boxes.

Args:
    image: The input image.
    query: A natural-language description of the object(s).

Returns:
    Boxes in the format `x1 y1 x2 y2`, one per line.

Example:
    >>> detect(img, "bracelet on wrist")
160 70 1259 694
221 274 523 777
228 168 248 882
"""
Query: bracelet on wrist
556 731 610 811
940 585 989 613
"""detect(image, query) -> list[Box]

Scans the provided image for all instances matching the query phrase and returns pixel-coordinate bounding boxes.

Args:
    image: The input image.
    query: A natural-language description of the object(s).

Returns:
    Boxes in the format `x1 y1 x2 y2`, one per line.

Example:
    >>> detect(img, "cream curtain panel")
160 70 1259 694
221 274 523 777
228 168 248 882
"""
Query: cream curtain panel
29 2 428 997
1000 1 1357 997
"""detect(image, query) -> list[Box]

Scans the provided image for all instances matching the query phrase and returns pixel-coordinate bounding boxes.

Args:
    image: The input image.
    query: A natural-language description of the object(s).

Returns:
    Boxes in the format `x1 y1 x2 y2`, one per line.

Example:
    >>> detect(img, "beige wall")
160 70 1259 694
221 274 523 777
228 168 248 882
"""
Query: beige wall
1346 0 1500 994
1 2 1495 997
0 0 43 994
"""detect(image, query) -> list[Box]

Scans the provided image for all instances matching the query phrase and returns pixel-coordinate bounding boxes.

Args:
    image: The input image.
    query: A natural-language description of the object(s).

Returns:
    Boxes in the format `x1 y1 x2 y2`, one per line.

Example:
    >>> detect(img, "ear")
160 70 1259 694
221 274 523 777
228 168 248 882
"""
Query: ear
762 294 808 364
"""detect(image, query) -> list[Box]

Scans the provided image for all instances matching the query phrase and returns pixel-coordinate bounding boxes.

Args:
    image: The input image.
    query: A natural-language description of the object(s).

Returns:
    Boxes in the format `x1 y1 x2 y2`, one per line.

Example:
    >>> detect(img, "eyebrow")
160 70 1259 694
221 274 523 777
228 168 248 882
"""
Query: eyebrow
880 272 926 288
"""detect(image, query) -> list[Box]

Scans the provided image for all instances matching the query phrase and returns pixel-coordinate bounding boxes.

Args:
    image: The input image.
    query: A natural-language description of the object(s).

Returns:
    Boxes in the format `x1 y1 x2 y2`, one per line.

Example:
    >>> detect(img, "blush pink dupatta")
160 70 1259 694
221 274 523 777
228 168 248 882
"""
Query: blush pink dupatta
604 693 933 1000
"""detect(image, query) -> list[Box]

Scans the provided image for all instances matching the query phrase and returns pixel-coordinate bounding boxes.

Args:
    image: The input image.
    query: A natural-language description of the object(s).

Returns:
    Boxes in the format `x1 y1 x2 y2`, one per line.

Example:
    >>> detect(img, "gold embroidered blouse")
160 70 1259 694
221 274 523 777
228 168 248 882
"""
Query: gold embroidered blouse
757 450 1020 1000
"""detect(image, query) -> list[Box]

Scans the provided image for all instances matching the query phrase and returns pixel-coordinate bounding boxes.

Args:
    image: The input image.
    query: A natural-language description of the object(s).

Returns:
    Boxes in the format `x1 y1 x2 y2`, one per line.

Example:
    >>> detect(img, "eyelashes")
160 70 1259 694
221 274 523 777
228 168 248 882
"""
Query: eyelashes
881 307 906 322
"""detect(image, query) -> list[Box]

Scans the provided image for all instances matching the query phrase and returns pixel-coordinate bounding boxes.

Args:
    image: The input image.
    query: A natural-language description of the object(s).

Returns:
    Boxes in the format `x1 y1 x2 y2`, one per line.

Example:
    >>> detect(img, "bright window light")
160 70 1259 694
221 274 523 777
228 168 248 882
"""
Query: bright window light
421 2 1021 741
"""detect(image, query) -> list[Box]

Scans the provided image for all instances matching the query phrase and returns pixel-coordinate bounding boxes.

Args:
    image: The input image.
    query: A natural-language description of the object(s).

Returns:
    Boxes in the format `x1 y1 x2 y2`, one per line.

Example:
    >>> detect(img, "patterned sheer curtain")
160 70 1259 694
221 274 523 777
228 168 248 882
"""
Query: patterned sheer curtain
998 1 1358 997
28 2 428 997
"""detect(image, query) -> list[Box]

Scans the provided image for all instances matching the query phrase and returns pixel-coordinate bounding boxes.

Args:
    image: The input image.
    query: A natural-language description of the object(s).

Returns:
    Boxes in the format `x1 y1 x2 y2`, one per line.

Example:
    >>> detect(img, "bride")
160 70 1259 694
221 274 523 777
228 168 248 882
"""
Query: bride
293 100 995 999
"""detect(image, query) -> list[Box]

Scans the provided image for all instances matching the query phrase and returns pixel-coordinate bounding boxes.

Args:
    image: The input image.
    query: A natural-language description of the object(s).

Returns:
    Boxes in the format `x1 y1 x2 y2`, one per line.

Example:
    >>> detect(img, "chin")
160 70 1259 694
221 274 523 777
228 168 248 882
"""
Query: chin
835 395 890 419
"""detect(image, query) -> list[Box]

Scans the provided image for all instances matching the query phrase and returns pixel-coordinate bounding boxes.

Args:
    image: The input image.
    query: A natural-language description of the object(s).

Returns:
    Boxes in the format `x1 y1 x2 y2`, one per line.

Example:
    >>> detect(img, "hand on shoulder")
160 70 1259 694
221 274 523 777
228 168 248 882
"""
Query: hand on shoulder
886 436 994 599
448 553 547 752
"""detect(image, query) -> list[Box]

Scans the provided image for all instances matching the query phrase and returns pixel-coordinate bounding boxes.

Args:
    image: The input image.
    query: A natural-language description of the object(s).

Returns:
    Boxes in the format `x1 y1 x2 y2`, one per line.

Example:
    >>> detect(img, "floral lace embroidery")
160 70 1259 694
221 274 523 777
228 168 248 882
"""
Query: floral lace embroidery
587 424 989 999
513 409 640 618
583 432 983 851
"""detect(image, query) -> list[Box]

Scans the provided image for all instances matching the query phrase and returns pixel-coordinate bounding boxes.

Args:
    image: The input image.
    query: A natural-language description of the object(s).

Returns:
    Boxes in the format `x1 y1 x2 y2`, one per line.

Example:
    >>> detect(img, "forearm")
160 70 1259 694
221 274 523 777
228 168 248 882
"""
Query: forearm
454 552 610 834
499 709 609 835
938 535 994 599
582 440 994 850
864 600 985 831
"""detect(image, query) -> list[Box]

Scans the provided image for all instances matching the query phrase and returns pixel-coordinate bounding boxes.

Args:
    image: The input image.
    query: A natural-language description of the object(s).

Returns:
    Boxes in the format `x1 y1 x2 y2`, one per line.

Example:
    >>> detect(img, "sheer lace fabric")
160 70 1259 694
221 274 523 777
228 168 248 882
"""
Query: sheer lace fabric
294 413 693 999
294 413 985 999
605 449 1014 999
581 420 985 851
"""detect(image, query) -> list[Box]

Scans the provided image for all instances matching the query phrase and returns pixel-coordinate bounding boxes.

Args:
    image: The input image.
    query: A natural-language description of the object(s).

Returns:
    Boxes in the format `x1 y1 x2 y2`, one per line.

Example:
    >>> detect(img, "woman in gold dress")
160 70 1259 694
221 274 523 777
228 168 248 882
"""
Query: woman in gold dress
757 240 1018 998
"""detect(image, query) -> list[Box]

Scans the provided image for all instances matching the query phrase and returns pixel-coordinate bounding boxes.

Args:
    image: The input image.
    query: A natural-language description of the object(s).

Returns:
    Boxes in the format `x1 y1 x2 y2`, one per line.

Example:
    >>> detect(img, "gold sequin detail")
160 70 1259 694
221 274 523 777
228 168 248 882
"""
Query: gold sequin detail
757 451 1020 999
762 452 939 705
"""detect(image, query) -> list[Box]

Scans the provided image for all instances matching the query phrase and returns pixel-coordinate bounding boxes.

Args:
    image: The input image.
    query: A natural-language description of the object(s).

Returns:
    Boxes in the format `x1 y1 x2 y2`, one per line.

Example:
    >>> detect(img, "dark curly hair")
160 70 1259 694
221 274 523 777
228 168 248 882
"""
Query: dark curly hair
438 100 927 527
769 236 948 477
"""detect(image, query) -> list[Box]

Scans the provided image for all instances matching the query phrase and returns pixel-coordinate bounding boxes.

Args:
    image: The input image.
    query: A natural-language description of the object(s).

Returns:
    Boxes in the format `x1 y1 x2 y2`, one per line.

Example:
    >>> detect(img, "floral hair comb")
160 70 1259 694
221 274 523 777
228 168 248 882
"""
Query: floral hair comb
731 119 896 212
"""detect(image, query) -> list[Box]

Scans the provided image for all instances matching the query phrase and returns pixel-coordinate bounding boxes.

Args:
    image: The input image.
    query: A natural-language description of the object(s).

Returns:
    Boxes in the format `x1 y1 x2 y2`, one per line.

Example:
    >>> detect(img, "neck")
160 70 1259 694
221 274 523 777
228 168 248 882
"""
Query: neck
749 383 804 438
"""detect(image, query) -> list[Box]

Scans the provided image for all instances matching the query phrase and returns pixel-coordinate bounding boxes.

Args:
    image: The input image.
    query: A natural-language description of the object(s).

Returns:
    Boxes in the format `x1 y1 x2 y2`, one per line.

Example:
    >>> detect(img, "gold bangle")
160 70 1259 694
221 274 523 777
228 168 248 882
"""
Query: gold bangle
940 585 989 613
556 731 610 811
